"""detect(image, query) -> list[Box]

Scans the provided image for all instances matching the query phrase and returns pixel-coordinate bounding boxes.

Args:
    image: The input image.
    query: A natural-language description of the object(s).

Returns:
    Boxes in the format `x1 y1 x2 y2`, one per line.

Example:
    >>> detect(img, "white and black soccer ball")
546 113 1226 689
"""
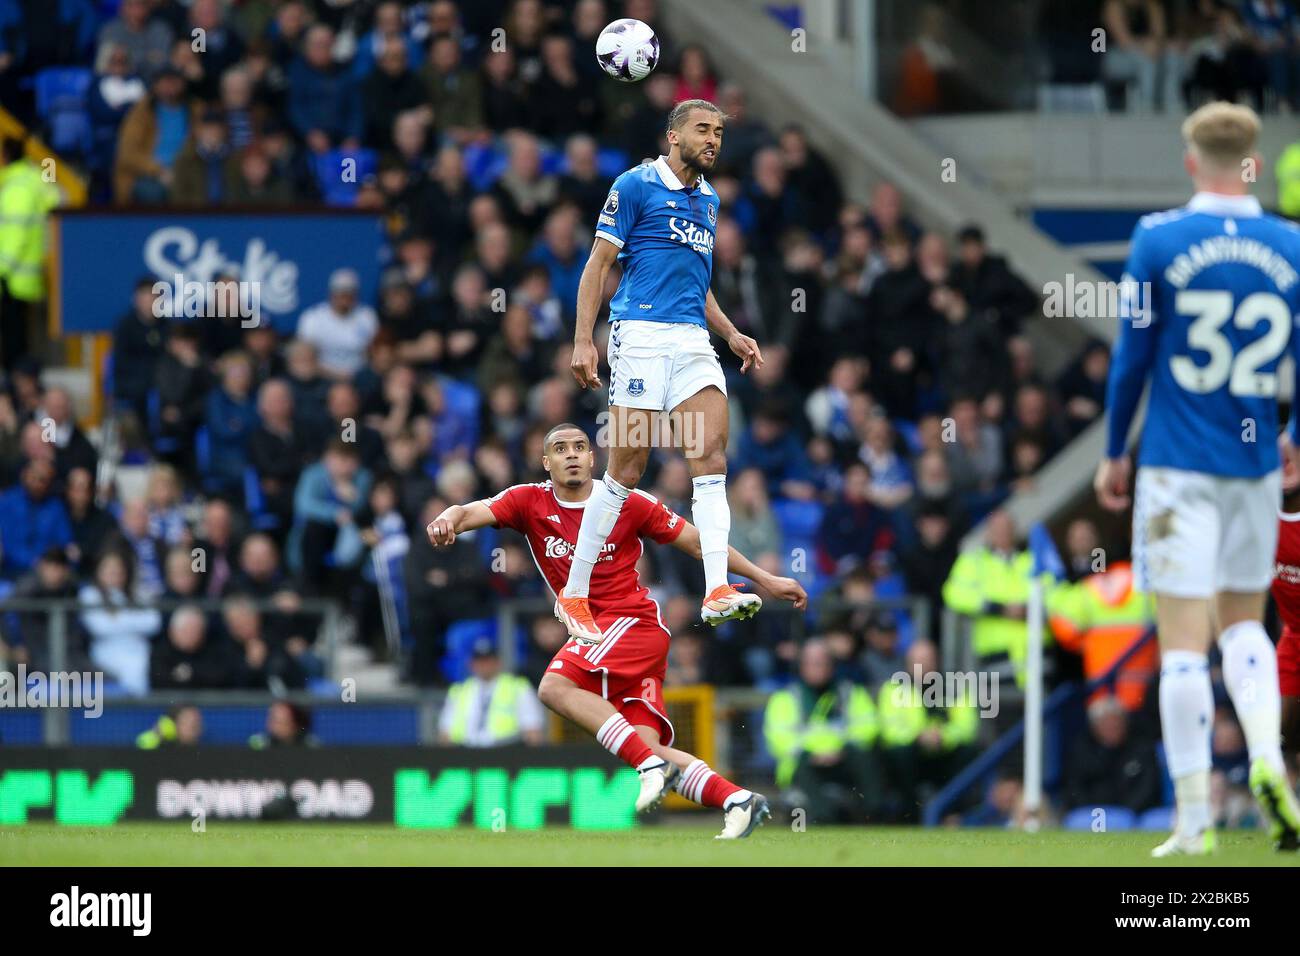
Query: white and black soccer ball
595 18 659 83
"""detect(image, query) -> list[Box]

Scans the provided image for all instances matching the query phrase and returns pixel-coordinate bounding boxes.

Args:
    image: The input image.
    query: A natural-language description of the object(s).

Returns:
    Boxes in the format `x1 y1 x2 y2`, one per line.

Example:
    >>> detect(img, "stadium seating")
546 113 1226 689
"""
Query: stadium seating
143 389 181 456
770 498 823 574
1136 806 1176 832
34 66 93 158
440 618 528 683
242 467 281 532
312 148 377 207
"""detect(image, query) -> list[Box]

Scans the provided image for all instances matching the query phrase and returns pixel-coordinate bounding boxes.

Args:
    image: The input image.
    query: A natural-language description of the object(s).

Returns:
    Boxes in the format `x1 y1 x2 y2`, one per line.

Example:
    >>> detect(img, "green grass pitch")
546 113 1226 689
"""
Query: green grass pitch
4 823 1300 866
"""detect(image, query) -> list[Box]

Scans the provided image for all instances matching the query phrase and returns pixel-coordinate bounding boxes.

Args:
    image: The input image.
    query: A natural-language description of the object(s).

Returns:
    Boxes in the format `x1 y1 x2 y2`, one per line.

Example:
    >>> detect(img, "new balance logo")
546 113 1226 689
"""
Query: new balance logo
547 515 561 524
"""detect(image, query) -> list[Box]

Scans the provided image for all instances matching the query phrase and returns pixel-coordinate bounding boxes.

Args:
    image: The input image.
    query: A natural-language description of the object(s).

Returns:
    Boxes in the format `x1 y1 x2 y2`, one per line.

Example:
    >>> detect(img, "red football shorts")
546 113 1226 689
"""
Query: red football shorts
546 612 674 745
1279 626 1300 697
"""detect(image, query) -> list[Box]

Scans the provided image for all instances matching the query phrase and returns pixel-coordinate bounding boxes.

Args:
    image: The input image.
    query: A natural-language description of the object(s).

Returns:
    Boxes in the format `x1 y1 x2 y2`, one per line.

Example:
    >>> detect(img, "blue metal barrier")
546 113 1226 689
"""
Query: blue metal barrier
922 626 1158 826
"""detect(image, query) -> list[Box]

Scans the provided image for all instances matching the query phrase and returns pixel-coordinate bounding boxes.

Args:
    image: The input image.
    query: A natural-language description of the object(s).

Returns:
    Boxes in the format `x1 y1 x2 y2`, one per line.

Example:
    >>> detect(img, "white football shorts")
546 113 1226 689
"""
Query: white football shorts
1132 465 1281 598
607 319 727 412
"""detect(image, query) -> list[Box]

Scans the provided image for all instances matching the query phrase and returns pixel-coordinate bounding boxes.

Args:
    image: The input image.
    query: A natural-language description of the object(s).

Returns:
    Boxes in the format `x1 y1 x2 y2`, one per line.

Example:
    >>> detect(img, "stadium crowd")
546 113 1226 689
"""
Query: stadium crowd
0 0 1103 690
0 0 1212 825
895 0 1300 116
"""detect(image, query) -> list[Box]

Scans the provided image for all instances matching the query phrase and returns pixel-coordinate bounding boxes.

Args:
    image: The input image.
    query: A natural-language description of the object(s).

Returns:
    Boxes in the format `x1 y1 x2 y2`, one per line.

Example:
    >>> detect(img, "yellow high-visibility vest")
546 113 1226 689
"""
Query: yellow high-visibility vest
763 682 878 788
445 675 530 744
0 159 58 301
1278 143 1300 219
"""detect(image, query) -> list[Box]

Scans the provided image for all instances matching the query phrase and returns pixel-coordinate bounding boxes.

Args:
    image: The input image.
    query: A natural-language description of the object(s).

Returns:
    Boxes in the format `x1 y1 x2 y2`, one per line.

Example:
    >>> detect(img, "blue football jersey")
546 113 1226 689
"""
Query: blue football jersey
594 156 720 328
1106 192 1300 477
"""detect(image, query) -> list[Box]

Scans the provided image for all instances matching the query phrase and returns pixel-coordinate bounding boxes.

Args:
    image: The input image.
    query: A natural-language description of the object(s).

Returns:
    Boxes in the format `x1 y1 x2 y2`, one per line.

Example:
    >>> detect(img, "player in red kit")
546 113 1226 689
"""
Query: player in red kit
1272 443 1300 768
426 423 807 838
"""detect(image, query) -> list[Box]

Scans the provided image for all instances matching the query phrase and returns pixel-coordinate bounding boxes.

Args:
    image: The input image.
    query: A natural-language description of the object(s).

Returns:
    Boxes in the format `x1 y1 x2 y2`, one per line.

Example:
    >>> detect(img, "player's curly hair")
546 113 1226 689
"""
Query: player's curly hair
667 98 724 132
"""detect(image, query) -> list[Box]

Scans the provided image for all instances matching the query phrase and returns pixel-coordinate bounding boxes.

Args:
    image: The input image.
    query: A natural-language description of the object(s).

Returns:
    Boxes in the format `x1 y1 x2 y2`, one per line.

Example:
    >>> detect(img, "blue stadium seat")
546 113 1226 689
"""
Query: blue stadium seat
441 618 497 683
1136 806 1175 831
539 148 564 177
894 418 923 456
596 147 631 178
438 377 481 449
146 389 181 455
1062 805 1136 831
462 141 507 192
770 498 824 573
243 467 281 531
35 67 93 157
313 148 377 207
440 618 528 683
194 425 226 494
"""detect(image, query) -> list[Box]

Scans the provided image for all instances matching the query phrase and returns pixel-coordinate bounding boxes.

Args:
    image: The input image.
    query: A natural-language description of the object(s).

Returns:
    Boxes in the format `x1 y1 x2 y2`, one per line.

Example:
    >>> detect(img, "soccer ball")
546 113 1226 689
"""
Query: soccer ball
595 18 659 83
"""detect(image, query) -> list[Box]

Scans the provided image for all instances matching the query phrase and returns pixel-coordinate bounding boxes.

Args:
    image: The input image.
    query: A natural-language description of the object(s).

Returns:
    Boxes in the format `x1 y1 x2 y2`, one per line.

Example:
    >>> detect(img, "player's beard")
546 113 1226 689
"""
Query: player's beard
681 141 716 175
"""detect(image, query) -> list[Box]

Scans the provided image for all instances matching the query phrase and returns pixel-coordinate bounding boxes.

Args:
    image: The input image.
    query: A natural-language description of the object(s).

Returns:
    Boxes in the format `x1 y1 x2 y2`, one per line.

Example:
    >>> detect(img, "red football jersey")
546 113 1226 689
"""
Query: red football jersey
484 481 686 619
1272 512 1300 632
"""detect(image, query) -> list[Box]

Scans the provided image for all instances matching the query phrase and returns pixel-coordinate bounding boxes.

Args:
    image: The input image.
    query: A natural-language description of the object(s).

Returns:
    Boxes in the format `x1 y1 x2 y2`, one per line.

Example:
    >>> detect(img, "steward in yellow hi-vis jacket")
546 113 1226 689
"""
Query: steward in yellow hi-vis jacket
0 140 57 302
763 640 882 823
1047 560 1156 711
1278 140 1300 219
876 640 980 821
941 510 1047 685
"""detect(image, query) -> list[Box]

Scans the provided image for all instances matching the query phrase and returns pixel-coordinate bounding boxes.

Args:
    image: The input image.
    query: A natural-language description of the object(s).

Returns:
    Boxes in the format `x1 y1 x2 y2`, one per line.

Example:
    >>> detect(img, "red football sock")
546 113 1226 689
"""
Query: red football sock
678 758 748 809
596 714 656 768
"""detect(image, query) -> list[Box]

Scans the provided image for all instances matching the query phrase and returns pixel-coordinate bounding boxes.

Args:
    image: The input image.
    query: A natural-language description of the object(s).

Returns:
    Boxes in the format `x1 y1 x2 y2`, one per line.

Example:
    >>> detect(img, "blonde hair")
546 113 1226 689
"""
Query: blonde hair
146 463 181 505
1182 101 1261 172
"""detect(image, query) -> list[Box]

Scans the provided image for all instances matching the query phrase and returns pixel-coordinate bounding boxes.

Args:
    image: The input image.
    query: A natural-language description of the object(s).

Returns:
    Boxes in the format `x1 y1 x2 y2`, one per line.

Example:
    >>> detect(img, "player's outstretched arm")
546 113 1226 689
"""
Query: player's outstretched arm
571 237 621 390
670 521 806 608
705 288 763 373
426 500 498 547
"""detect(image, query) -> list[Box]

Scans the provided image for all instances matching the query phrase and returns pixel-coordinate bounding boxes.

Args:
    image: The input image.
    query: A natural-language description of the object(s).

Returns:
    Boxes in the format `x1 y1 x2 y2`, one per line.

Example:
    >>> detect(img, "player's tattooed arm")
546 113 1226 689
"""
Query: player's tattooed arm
670 522 807 608
571 237 621 390
705 289 764 373
426 500 497 547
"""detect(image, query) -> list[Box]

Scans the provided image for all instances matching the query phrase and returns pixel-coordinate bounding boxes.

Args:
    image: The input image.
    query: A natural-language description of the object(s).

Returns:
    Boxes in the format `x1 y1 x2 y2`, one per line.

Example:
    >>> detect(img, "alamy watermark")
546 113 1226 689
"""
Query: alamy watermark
594 409 706 458
153 273 262 327
1042 274 1152 328
0 666 104 718
887 666 1001 719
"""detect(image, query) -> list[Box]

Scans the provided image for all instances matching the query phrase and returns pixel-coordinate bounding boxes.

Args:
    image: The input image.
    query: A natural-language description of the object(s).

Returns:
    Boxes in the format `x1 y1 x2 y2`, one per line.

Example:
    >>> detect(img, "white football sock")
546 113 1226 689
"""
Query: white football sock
691 474 730 593
1219 620 1286 774
1174 771 1211 836
1159 649 1213 835
565 472 630 598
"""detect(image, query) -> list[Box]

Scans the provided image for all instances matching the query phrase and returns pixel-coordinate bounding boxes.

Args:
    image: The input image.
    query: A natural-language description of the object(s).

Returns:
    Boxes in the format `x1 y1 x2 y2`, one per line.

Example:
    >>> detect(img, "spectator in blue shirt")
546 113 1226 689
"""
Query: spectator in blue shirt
0 459 72 579
289 439 373 592
733 400 816 501
819 462 895 575
288 24 362 154
204 351 259 496
527 203 584 320
1242 0 1299 110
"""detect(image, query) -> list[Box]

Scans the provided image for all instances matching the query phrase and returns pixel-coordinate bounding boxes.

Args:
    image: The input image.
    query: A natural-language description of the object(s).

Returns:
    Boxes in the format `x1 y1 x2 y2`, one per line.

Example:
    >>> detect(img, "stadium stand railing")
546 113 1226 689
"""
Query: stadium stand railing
921 626 1158 826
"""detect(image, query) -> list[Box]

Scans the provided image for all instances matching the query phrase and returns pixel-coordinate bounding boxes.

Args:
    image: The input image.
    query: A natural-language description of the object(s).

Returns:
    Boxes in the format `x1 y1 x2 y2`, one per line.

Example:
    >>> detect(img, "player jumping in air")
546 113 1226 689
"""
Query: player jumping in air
1097 102 1300 855
557 98 766 646
1271 442 1300 769
426 423 807 838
